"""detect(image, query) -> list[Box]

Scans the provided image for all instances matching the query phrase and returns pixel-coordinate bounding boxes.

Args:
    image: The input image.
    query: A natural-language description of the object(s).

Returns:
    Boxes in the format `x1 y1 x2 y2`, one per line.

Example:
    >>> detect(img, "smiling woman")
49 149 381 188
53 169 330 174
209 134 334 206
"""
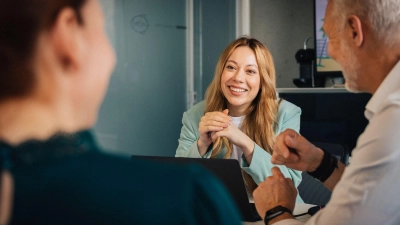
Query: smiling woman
176 37 304 201
221 46 261 116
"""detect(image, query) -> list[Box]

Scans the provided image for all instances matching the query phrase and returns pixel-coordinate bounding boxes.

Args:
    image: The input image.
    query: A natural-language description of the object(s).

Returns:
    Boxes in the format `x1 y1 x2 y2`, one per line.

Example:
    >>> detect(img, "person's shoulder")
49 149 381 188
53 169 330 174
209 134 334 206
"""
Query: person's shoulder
187 101 205 113
98 152 212 182
81 153 226 199
63 150 223 191
184 101 205 119
126 155 229 196
278 99 301 114
16 151 238 224
127 155 237 212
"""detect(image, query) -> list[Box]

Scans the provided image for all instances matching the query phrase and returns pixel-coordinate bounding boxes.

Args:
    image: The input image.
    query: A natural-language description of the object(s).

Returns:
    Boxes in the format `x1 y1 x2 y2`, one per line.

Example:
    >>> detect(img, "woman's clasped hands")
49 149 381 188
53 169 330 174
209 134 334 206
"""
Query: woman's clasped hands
197 109 254 157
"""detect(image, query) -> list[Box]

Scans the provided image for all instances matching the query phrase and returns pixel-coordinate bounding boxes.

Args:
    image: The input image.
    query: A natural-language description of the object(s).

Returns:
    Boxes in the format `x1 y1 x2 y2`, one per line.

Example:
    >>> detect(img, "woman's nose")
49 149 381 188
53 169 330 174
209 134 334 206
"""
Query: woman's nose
232 69 245 82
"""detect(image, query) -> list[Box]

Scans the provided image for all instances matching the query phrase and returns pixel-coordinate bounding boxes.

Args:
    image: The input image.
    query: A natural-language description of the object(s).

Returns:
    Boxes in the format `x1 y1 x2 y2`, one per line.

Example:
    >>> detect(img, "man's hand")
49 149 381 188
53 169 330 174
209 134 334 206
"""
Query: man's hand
253 167 297 221
272 129 324 172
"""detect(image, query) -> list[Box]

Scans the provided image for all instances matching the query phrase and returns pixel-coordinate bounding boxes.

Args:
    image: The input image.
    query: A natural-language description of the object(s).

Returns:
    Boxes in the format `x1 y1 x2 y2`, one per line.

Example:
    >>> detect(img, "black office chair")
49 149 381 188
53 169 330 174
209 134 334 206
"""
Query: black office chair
297 142 349 205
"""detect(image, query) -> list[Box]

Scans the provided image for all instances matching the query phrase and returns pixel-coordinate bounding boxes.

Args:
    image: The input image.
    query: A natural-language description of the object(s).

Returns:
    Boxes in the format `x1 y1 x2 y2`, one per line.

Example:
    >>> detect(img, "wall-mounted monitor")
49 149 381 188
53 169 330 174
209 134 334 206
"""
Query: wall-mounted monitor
314 0 343 77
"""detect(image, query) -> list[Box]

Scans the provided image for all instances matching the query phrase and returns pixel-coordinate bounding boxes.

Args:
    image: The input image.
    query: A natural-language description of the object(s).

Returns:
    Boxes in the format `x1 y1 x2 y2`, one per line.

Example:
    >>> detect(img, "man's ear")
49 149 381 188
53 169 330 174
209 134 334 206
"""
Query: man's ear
50 7 85 72
347 15 364 47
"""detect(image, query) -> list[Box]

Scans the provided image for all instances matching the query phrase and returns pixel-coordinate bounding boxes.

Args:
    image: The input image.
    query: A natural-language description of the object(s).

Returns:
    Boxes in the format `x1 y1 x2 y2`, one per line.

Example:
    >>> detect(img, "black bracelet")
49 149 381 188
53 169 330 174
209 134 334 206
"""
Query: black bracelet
264 205 292 225
307 148 338 182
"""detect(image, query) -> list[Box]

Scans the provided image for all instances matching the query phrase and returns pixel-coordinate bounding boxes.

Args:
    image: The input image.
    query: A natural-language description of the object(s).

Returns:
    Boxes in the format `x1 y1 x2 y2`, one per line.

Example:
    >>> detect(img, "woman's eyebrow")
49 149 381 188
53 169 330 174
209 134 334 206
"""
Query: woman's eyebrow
246 64 258 68
226 60 238 65
226 60 258 68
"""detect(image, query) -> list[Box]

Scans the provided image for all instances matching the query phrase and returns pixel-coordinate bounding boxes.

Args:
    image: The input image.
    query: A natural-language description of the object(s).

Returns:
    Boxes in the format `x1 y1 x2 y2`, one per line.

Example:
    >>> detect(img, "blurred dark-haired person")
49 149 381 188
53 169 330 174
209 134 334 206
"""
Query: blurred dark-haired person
0 0 241 224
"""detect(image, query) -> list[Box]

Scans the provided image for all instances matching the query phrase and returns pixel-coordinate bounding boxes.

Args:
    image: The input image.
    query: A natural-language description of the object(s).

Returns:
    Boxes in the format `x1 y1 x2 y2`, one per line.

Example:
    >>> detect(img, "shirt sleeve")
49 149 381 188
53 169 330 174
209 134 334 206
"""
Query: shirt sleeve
176 111 208 158
240 101 303 201
278 101 301 133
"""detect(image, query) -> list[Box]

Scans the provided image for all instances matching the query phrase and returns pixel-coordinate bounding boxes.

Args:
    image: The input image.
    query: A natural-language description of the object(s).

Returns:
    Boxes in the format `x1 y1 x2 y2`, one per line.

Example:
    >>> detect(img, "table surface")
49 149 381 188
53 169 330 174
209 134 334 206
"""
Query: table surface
242 203 314 225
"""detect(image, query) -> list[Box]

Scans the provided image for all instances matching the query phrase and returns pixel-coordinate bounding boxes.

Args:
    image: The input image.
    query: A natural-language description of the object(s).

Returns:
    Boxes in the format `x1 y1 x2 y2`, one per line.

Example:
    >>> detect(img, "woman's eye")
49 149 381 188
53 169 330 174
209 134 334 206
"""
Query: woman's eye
226 65 235 70
247 70 256 74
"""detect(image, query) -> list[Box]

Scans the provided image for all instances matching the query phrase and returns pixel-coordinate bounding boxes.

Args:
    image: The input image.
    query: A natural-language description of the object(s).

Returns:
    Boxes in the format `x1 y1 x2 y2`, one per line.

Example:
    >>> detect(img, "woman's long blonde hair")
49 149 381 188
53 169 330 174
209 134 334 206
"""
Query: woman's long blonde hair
205 37 279 157
204 37 279 191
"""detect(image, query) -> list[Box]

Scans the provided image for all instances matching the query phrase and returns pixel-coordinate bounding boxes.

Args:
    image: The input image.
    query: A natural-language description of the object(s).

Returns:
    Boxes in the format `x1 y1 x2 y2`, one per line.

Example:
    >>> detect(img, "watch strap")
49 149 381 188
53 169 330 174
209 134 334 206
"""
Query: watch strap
264 205 292 225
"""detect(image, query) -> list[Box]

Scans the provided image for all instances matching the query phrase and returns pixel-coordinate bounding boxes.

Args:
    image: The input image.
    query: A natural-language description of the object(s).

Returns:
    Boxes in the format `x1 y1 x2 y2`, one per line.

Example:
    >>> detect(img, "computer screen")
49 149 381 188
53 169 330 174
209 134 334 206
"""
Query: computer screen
314 0 342 77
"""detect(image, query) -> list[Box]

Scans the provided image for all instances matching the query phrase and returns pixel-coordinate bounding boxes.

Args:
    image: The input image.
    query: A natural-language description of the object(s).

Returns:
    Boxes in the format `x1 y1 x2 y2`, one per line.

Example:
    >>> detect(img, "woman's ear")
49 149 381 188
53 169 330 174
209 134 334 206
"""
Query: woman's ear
50 7 85 73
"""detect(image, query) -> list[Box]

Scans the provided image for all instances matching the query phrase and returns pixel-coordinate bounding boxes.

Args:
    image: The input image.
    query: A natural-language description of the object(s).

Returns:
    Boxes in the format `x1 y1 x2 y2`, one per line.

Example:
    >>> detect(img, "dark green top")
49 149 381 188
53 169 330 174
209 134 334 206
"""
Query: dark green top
0 130 241 225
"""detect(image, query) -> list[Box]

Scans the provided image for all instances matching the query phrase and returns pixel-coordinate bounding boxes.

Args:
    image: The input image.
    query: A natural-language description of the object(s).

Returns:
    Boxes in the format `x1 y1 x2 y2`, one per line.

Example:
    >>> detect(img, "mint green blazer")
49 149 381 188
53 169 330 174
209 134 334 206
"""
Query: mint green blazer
175 100 303 202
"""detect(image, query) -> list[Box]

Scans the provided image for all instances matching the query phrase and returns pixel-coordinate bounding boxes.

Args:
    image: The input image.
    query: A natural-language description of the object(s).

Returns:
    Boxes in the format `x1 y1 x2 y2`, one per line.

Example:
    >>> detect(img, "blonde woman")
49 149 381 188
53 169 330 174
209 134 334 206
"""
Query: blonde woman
176 37 303 202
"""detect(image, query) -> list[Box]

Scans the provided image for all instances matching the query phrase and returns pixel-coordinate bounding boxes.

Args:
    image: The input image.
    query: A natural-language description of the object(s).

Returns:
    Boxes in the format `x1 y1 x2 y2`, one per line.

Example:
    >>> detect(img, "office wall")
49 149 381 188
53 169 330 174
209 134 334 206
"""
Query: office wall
250 0 314 88
193 0 236 102
95 0 236 157
95 0 187 157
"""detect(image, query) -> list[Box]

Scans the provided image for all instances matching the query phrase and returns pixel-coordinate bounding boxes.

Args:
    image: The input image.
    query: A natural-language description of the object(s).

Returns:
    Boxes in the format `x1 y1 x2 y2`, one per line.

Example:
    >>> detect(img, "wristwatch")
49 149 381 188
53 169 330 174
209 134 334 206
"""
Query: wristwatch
264 205 292 225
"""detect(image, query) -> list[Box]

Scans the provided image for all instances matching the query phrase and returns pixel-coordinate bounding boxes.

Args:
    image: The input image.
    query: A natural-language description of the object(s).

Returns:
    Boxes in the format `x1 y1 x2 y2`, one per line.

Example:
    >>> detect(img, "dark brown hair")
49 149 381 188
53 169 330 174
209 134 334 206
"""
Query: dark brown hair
0 0 87 102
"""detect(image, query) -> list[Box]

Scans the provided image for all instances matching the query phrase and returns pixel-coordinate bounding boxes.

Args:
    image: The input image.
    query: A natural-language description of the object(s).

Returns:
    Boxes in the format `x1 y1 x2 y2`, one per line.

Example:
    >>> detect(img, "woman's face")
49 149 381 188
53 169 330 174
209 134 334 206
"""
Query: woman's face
74 0 116 126
220 46 260 116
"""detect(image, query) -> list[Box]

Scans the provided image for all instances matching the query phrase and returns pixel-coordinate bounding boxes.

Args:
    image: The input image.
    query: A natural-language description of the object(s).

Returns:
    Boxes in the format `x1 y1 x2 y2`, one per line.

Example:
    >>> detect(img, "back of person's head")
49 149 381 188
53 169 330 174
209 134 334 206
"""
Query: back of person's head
330 0 400 48
0 0 87 102
0 2 88 223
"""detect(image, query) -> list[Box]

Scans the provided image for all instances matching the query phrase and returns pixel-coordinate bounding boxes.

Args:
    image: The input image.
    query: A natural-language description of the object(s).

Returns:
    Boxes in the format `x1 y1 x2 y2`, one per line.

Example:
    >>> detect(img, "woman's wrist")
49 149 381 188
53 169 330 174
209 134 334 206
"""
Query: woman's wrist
240 136 255 156
241 139 255 163
197 139 210 156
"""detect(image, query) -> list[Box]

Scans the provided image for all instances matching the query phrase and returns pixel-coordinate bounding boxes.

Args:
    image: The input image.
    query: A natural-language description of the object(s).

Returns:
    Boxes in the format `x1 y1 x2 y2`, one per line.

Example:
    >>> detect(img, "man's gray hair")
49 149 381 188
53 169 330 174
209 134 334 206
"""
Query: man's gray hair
331 0 400 47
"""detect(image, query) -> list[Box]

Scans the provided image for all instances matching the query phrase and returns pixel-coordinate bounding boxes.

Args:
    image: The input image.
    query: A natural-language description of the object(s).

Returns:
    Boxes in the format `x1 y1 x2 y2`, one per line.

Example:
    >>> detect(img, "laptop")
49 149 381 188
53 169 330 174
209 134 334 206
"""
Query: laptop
130 155 262 222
